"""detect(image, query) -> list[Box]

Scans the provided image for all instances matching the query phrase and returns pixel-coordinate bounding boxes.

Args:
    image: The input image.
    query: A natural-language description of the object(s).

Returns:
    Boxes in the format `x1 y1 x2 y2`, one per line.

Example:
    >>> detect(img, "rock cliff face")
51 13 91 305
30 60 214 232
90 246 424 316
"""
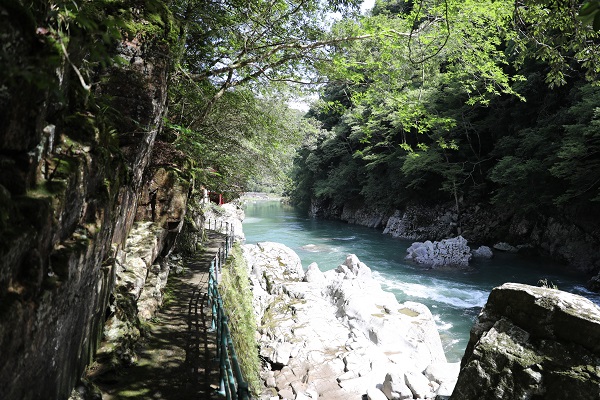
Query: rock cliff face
310 199 600 286
0 6 183 399
309 198 391 228
451 283 600 400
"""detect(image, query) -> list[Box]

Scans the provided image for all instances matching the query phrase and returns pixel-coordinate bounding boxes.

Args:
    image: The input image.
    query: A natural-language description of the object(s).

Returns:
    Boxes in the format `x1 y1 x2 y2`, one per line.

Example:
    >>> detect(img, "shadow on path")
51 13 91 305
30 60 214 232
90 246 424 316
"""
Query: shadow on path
94 231 226 400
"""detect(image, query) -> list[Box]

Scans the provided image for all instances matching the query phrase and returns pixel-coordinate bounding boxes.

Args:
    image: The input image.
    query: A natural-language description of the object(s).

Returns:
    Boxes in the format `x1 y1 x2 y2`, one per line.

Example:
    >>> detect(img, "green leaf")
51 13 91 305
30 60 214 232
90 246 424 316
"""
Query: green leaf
593 11 600 31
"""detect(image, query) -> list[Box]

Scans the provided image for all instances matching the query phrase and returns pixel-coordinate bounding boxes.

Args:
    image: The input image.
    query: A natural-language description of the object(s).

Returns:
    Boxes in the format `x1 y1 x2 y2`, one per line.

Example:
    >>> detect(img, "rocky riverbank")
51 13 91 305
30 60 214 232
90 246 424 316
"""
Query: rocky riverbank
229 202 600 399
451 282 600 399
242 242 459 399
309 199 600 290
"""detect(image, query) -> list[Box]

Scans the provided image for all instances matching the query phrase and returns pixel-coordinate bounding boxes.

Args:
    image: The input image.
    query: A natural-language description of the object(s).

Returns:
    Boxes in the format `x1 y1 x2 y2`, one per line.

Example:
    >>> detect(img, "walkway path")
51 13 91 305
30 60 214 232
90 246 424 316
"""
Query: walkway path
95 231 226 399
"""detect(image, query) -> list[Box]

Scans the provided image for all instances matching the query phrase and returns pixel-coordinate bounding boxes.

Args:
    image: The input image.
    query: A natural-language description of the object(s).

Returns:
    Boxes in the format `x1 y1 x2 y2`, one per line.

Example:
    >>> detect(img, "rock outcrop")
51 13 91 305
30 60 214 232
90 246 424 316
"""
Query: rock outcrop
309 198 391 229
383 207 457 241
243 243 458 399
0 5 182 399
98 222 171 365
451 283 600 400
340 204 390 228
406 236 472 268
588 273 600 292
493 242 518 253
471 245 493 259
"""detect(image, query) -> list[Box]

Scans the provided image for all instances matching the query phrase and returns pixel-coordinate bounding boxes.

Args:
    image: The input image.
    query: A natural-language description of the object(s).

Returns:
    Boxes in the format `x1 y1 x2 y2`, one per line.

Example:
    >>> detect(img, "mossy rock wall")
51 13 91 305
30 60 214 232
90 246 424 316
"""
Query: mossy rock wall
0 2 177 399
451 283 600 400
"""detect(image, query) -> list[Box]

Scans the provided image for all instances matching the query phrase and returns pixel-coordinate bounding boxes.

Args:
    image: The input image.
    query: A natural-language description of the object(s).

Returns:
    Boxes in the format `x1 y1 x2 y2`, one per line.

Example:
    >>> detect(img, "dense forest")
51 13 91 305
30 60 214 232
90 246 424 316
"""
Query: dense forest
3 0 599 265
290 0 600 228
5 0 599 207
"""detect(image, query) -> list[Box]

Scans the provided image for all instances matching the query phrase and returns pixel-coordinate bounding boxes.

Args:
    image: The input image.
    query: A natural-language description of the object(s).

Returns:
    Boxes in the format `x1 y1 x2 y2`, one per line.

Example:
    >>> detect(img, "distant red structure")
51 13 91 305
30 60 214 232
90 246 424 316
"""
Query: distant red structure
208 191 224 205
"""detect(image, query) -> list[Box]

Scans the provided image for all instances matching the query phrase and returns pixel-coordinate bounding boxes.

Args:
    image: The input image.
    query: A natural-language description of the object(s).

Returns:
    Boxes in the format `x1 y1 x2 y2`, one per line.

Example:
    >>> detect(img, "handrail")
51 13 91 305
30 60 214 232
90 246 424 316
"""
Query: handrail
206 219 250 399
206 219 234 241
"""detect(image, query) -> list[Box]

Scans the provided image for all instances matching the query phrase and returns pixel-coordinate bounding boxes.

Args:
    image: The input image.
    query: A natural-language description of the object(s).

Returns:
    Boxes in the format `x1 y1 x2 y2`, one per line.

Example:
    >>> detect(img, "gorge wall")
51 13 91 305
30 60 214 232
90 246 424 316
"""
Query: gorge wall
309 198 600 288
0 5 185 399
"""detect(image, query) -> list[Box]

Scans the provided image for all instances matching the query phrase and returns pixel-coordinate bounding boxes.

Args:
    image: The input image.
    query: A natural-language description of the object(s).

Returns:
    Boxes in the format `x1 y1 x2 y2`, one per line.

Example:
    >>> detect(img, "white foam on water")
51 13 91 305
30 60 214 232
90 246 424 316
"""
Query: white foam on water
243 217 261 224
433 314 453 331
300 243 340 253
571 285 600 306
373 272 489 309
438 332 465 362
301 244 321 252
443 339 462 355
332 236 357 241
443 338 461 348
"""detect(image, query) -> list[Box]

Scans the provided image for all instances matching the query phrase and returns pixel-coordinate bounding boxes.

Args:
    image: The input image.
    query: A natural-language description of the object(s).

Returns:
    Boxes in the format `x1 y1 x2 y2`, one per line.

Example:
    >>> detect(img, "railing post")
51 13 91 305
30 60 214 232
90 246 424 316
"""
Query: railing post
220 248 225 278
216 296 223 359
222 318 237 399
238 382 249 400
218 322 227 398
229 328 249 400
216 252 221 283
209 260 217 332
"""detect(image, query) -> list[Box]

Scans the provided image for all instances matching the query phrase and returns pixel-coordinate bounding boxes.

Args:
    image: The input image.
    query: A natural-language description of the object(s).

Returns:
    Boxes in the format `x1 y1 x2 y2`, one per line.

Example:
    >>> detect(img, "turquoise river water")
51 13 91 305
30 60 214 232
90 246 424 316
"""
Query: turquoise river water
241 200 600 362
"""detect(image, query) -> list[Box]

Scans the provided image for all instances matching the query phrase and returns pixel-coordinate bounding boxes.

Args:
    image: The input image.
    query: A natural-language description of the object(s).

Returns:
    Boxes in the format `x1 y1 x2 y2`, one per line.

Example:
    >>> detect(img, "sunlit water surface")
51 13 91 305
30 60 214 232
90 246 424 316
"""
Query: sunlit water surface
242 200 600 362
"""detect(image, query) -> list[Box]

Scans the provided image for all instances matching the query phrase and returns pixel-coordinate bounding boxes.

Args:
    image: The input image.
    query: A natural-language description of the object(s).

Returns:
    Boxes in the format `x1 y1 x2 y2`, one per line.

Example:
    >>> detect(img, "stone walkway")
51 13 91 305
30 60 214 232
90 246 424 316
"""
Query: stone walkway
94 231 226 399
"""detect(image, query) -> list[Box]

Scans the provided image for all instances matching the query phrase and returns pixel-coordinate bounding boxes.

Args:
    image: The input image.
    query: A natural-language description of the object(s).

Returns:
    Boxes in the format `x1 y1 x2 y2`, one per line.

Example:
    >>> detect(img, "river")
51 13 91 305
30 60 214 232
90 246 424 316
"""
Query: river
241 200 600 362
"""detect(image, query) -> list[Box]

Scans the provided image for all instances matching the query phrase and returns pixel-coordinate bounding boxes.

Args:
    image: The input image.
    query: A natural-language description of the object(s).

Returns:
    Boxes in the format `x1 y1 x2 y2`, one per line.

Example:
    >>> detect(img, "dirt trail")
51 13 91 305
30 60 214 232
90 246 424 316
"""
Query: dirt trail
94 231 226 399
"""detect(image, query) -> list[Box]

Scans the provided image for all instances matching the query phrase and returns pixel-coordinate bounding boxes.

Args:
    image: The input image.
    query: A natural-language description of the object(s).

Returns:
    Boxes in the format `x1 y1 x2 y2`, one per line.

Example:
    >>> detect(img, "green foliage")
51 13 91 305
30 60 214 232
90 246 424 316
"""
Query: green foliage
550 85 600 205
220 244 261 396
486 79 600 214
174 0 361 87
161 0 389 199
513 0 600 86
166 79 308 197
580 0 600 30
290 0 600 222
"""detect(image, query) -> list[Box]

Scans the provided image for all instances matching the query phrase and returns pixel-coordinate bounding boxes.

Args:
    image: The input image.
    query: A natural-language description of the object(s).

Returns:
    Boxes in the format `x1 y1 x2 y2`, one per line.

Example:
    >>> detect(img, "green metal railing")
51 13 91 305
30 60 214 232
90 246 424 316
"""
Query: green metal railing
206 219 233 238
206 219 250 400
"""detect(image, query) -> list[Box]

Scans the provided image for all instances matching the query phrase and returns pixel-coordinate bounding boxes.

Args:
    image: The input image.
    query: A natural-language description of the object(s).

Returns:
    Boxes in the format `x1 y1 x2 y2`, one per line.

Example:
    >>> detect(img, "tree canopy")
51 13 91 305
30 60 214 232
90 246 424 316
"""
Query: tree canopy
15 0 599 205
289 0 600 224
151 0 600 202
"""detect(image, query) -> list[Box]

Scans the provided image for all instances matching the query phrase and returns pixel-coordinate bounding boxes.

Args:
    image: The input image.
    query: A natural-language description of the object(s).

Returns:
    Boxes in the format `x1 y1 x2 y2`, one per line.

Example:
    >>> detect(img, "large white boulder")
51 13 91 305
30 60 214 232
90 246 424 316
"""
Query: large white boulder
423 362 460 384
382 372 413 399
404 370 434 399
244 247 449 399
406 236 471 268
244 242 304 290
493 241 518 252
367 387 389 400
303 262 325 283
203 202 246 241
327 256 446 371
